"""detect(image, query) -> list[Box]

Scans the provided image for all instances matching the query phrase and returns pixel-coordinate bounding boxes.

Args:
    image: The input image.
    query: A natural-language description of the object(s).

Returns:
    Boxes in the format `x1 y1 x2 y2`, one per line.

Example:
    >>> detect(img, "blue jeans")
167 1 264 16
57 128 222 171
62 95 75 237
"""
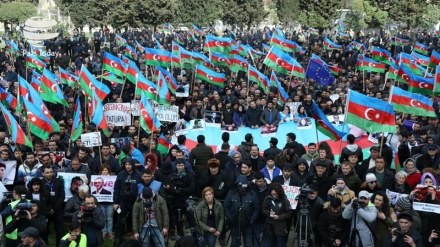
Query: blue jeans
203 232 217 247
230 226 252 247
252 222 262 247
139 225 165 247
100 203 114 233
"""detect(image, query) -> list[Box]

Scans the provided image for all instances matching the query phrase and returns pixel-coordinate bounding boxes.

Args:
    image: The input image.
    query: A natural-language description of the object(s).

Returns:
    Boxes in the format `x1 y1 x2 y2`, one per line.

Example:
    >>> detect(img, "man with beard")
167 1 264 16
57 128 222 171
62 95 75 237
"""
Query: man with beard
92 144 119 174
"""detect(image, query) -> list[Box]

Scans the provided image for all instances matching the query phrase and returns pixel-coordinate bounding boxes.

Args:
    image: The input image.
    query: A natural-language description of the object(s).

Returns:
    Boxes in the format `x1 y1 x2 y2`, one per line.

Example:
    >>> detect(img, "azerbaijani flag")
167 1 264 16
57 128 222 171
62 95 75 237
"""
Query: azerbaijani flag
231 54 249 73
248 65 270 93
59 67 78 88
345 89 396 133
389 86 436 117
135 40 146 54
211 52 232 67
435 66 440 93
78 65 110 101
157 133 171 155
270 70 289 104
22 97 53 140
144 48 172 68
90 91 110 136
203 35 232 55
102 51 127 78
71 97 83 141
192 24 202 36
429 50 440 69
41 69 68 106
195 64 226 88
395 36 409 46
312 101 347 141
124 45 138 60
408 73 434 96
26 55 46 71
115 34 127 45
309 28 319 35
154 66 177 94
139 92 161 134
413 42 429 55
269 34 296 53
263 46 295 75
336 30 350 40
372 46 393 65
0 87 17 110
411 52 430 67
323 38 342 51
0 104 32 147
173 32 185 45
352 41 367 55
157 71 171 106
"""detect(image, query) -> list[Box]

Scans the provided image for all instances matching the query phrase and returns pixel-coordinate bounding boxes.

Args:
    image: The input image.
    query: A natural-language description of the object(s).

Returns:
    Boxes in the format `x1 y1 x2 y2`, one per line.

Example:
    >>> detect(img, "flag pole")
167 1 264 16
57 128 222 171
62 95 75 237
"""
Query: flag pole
337 123 346 164
379 132 385 157
96 126 103 169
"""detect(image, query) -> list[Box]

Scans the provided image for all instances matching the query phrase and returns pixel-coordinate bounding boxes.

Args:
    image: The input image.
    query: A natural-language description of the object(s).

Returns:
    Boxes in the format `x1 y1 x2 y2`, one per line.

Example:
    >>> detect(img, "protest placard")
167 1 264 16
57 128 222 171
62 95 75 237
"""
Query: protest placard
386 189 408 206
81 132 102 147
413 201 440 214
58 172 88 201
282 185 300 209
90 175 117 202
0 160 16 185
104 103 132 126
157 105 179 122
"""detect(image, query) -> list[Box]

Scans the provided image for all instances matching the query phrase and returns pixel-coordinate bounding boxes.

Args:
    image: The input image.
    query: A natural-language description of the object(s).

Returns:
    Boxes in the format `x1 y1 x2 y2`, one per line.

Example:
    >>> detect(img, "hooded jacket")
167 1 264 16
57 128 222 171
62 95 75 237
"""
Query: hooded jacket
291 158 311 186
113 158 142 207
339 144 364 163
224 175 260 228
402 158 421 189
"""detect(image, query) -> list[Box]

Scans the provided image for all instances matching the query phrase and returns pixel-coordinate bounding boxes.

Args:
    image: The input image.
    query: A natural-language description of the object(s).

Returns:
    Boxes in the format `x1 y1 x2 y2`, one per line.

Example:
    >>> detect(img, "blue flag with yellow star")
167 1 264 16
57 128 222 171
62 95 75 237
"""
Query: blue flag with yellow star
306 59 335 86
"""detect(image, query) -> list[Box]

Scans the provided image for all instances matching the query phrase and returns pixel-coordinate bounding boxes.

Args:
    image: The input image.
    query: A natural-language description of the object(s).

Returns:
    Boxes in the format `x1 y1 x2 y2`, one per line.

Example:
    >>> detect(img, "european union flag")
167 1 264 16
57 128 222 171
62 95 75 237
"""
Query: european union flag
306 59 335 86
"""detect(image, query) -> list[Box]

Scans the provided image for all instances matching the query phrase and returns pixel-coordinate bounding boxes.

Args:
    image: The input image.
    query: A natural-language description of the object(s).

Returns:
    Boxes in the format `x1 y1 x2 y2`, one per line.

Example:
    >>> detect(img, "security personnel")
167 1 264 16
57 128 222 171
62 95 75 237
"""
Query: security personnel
60 222 87 247
0 185 28 246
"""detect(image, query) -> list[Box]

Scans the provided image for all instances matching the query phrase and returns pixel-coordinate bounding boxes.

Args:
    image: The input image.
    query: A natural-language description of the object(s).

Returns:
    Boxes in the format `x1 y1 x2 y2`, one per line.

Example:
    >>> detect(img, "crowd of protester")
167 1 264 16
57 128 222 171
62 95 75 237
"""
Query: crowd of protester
0 24 438 247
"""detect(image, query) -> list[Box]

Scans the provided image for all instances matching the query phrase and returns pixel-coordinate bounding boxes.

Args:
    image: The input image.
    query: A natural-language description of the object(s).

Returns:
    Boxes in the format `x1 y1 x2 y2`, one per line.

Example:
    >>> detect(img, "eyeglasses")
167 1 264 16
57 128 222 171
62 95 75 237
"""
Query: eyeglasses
429 148 436 151
369 181 377 184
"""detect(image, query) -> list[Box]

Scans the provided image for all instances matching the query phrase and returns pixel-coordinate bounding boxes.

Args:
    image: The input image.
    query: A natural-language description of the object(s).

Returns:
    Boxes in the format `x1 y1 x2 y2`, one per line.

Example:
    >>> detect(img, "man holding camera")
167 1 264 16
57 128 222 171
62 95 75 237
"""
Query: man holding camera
72 195 105 247
60 222 87 247
385 213 423 247
224 175 260 247
318 198 350 247
342 190 377 247
132 187 169 247
113 158 142 245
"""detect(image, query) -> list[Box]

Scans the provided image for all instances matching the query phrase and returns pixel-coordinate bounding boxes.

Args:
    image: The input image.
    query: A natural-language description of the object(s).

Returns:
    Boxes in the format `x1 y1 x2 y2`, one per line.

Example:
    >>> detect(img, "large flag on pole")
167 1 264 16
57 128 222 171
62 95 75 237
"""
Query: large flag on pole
312 101 347 141
1 104 32 147
71 97 83 141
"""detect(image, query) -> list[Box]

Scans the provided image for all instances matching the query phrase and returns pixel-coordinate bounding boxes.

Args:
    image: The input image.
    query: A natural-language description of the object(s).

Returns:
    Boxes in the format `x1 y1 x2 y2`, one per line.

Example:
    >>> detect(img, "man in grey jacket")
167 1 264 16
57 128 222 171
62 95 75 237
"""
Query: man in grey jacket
342 190 377 247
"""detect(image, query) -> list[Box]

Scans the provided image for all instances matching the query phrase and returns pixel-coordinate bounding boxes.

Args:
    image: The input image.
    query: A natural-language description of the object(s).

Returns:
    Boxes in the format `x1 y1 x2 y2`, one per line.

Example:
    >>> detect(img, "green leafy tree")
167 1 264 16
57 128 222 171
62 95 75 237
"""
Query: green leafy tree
0 2 37 25
297 0 341 29
130 0 176 29
384 0 423 28
55 0 111 28
345 0 388 32
176 0 222 27
418 4 440 28
222 0 269 29
276 0 300 25
107 0 136 31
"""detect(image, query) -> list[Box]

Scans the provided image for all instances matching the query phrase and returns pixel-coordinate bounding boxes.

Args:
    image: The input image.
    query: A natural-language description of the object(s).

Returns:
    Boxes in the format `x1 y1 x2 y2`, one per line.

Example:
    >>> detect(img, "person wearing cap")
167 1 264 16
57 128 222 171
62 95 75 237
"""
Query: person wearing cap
327 175 356 205
318 198 350 247
72 195 105 247
260 153 279 176
292 158 311 187
342 190 378 247
113 157 142 245
17 227 47 247
360 173 383 193
416 143 440 171
264 137 282 158
386 213 423 247
364 155 396 191
5 199 47 245
307 160 333 201
132 187 169 247
284 132 306 157
224 175 259 247
199 158 231 200
60 222 87 247
331 162 362 194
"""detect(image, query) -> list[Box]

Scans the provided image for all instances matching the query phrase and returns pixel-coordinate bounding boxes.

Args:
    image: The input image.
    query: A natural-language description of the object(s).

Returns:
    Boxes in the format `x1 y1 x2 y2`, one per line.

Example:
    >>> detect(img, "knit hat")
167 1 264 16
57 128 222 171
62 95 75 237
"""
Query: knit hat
336 175 346 184
398 212 413 222
142 187 153 199
396 196 412 211
365 173 377 183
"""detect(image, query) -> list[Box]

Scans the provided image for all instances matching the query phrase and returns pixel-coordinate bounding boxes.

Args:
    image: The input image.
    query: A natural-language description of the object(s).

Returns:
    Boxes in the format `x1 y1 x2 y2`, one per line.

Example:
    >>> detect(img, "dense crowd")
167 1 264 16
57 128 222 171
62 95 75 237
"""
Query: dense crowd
0 25 439 247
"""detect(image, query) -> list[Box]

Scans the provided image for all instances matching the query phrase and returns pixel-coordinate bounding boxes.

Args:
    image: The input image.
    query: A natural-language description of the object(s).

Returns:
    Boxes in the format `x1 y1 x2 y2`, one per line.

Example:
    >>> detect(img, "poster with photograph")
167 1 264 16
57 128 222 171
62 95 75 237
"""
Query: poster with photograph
222 125 238 132
81 132 102 147
295 117 312 129
175 84 189 97
285 102 302 117
173 121 188 136
0 160 16 185
90 175 117 202
57 172 88 201
188 119 206 131
261 125 278 137
205 111 222 126
104 103 132 126
111 137 132 149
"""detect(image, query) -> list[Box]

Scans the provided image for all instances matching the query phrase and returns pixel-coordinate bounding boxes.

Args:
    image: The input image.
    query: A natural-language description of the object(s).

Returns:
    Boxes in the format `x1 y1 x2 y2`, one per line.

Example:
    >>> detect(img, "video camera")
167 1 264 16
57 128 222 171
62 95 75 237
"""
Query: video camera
296 184 315 201
352 199 367 210
14 194 33 219
79 205 95 222
124 176 136 195
186 196 199 212
328 225 342 244
392 228 407 237
171 174 184 194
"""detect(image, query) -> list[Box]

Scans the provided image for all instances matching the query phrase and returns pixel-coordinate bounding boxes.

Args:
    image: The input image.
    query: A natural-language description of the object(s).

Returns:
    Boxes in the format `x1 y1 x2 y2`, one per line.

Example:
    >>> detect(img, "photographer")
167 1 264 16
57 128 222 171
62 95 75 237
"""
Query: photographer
427 229 440 246
26 177 51 218
261 183 293 247
195 187 224 247
72 195 105 247
224 175 260 247
60 222 87 247
318 198 350 247
113 158 142 245
64 185 90 220
5 199 47 245
342 190 377 247
170 158 195 239
327 175 355 205
385 213 423 247
132 187 169 247
1 185 28 246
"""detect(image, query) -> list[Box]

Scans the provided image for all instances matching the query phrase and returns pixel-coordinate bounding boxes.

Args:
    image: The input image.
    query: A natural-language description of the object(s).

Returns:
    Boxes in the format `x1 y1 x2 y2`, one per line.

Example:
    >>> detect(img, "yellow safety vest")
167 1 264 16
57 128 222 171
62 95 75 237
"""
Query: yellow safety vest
5 200 19 240
61 233 88 247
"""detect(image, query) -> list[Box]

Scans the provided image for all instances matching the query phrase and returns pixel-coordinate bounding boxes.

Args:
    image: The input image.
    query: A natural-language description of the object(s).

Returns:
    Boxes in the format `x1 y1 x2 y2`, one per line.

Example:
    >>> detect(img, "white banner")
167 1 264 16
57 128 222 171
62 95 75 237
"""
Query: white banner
104 103 132 126
58 172 88 201
90 175 117 202
81 132 102 147
131 100 140 116
157 105 179 122
386 189 408 206
282 185 300 209
413 201 440 214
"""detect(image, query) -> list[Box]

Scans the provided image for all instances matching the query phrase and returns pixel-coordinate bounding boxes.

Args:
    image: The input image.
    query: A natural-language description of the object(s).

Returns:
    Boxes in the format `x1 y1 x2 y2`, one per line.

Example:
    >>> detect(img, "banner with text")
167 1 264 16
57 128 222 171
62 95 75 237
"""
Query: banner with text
282 185 300 209
81 132 102 147
90 175 117 202
104 103 132 126
413 201 440 214
157 105 179 122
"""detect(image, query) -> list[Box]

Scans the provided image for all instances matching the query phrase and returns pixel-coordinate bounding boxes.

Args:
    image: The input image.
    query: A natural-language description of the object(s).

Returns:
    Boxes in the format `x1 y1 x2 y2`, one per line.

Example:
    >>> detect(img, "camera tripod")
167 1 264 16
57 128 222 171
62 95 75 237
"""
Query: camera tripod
348 206 363 247
140 200 164 247
225 194 258 247
294 198 315 247
259 199 276 247
184 197 205 247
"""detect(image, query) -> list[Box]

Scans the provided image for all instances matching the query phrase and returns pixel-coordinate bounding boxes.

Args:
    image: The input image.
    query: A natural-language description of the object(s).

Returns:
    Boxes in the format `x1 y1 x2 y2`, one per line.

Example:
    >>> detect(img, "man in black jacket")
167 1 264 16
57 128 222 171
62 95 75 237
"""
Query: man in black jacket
72 195 105 247
264 137 282 158
318 198 350 247
198 158 231 200
284 132 306 157
113 158 142 245
245 101 262 128
41 165 65 246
